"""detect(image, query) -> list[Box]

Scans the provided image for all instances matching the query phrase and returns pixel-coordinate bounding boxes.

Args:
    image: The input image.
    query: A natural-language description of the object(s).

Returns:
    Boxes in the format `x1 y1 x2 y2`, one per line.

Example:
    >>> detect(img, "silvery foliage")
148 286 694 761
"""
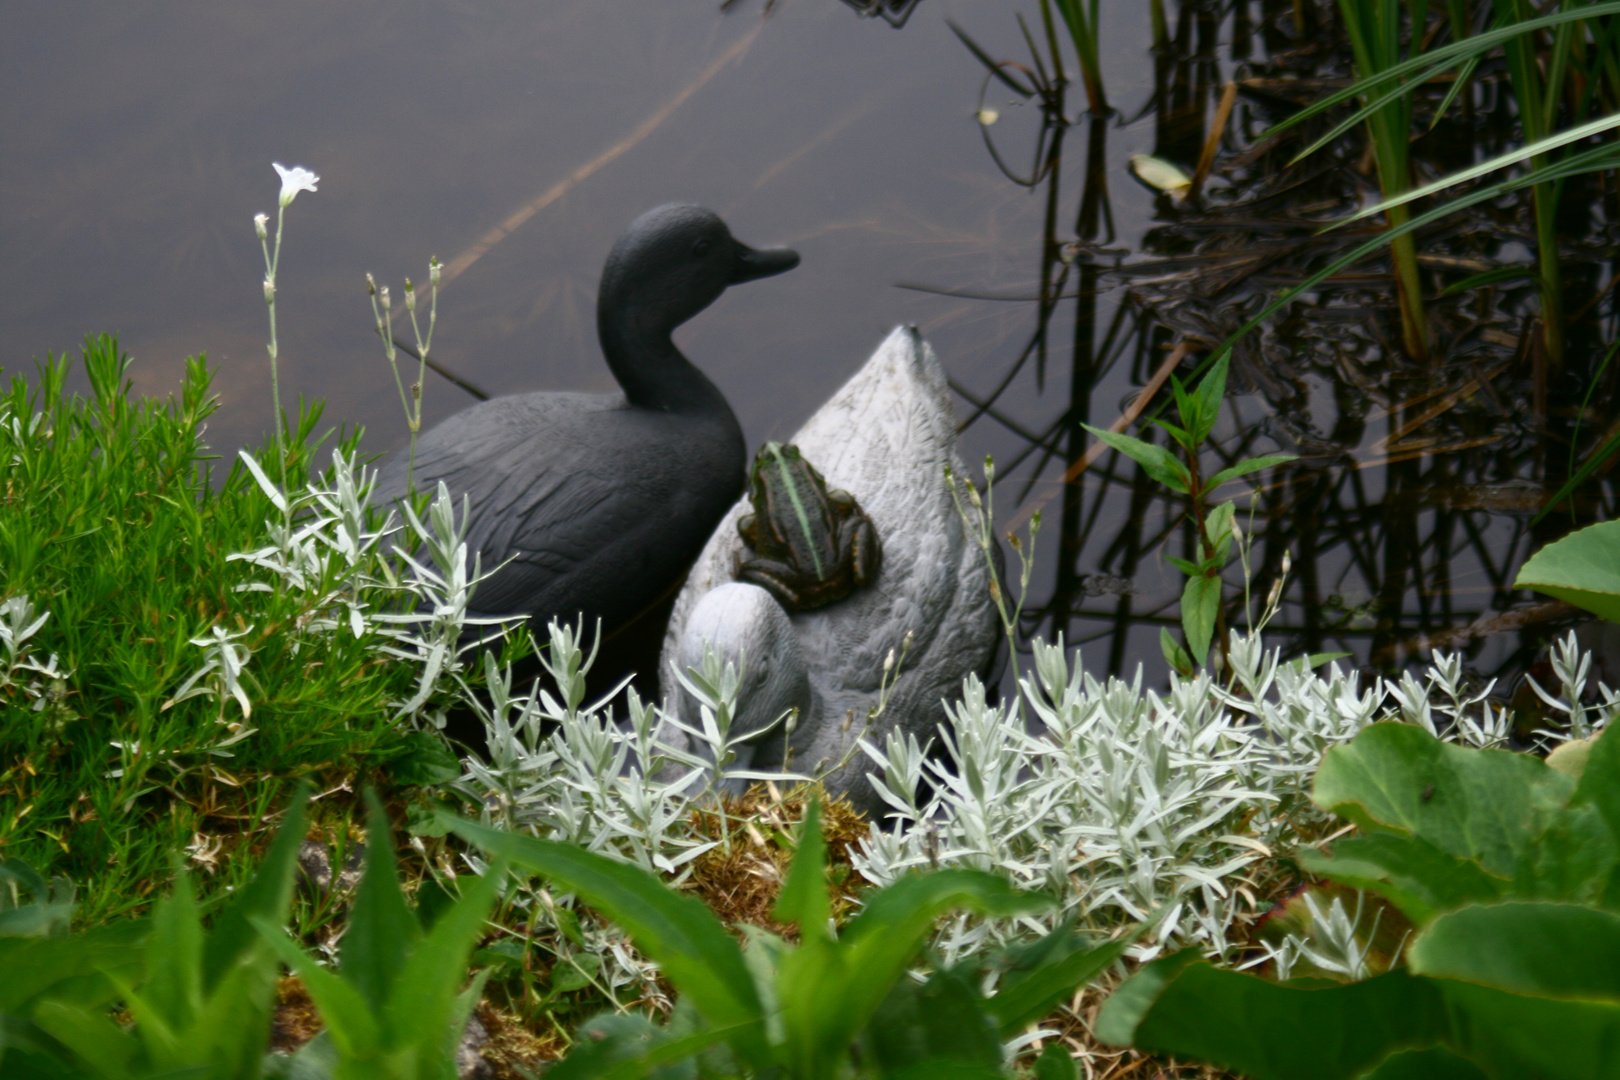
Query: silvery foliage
220 448 511 726
0 594 71 710
1240 890 1390 982
453 620 804 1004
458 617 801 874
855 628 1617 966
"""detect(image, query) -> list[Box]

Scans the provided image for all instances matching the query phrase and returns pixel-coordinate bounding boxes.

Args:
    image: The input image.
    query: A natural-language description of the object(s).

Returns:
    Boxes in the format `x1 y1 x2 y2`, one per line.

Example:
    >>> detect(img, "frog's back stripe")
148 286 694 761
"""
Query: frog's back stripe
770 442 826 580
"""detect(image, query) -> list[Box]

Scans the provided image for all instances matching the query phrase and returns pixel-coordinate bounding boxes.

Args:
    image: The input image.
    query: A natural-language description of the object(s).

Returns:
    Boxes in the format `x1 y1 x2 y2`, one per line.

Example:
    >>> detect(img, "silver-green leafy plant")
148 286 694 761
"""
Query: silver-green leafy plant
854 627 1601 969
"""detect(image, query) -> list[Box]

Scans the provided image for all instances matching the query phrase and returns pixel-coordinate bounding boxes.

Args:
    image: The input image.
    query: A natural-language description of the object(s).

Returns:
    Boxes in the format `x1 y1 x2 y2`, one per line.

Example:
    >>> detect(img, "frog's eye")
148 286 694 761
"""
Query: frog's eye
691 238 713 260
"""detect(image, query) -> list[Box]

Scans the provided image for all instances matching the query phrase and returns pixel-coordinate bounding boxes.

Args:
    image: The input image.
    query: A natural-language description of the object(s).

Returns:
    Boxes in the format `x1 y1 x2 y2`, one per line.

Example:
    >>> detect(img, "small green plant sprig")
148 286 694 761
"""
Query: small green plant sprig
1082 354 1293 674
452 801 1145 1080
367 257 441 494
1096 720 1620 1079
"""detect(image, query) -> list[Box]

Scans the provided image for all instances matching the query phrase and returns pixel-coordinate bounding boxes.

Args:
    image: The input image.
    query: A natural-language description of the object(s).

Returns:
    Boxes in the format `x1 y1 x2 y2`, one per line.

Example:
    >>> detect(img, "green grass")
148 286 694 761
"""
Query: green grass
0 335 449 923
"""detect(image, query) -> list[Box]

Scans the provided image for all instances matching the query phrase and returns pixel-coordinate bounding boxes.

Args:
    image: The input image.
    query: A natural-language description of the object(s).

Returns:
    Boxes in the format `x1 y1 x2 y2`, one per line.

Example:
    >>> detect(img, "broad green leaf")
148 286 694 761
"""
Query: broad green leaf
1299 833 1504 926
1433 978 1620 1079
1207 454 1298 490
1572 727 1620 909
1312 724 1617 906
1165 556 1200 576
1515 520 1620 623
1096 952 1447 1080
29 1001 136 1080
202 785 307 991
776 934 854 1080
136 870 203 1043
250 916 384 1060
1410 902 1620 1003
1181 574 1220 665
448 815 768 1068
342 793 422 1014
1204 502 1236 564
1357 1046 1488 1080
986 928 1140 1035
1160 628 1195 677
773 801 829 941
835 872 1046 1073
860 967 1002 1079
1193 355 1229 445
386 860 503 1069
1080 425 1189 492
0 920 147 1015
1034 1042 1079 1080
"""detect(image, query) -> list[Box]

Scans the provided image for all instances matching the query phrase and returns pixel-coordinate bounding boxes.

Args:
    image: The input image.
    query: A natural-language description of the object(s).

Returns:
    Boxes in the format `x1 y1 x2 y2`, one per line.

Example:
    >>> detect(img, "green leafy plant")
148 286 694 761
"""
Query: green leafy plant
0 789 307 1079
1096 721 1620 1079
1514 519 1620 623
452 802 1143 1079
255 792 503 1080
1082 355 1294 672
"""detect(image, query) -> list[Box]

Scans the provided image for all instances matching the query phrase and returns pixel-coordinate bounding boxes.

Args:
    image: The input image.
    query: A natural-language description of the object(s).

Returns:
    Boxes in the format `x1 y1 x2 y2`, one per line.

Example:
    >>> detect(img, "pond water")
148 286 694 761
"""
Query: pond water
3 0 1613 695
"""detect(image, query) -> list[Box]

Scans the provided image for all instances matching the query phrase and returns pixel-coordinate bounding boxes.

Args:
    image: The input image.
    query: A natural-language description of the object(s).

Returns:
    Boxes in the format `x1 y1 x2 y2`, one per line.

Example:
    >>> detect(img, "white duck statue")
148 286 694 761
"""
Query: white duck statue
659 325 1000 813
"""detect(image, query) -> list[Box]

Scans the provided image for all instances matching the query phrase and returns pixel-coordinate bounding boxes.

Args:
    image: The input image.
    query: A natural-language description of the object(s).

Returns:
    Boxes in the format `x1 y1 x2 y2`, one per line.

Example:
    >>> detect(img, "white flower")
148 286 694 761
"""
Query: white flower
273 163 319 207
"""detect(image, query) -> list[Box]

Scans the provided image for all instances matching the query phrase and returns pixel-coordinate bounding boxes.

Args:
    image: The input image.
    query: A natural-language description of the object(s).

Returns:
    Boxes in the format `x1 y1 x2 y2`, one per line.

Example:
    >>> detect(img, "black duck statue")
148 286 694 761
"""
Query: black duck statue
376 204 800 644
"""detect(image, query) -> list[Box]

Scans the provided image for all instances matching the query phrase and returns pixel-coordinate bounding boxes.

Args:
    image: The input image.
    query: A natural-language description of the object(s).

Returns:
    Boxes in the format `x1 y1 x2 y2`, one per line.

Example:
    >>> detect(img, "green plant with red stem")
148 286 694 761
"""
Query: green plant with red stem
1083 355 1294 675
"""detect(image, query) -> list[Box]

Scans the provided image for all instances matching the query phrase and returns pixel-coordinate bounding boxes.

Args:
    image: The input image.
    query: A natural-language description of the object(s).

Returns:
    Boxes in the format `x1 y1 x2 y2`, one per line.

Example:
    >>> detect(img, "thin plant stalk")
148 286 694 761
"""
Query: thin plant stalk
368 257 440 493
1051 0 1108 113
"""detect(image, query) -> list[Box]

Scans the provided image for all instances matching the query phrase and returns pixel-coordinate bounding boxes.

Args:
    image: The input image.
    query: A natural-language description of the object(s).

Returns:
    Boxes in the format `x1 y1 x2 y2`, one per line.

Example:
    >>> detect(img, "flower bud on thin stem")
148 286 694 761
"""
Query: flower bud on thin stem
262 278 275 304
983 454 996 485
366 272 377 297
1281 550 1292 577
253 213 269 240
883 649 895 676
1231 518 1243 545
404 277 416 313
429 256 441 289
380 285 391 313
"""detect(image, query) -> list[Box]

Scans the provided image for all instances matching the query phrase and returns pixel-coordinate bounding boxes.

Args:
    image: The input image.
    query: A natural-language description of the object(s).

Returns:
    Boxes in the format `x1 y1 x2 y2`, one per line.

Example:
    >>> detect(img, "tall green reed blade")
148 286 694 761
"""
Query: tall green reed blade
1336 0 1429 360
1190 129 1620 387
1051 0 1107 113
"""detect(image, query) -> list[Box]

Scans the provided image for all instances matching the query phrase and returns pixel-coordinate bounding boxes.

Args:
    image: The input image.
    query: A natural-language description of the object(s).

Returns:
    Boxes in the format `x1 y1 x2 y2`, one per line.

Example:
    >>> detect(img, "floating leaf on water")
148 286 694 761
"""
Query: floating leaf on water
1128 154 1192 197
977 107 999 126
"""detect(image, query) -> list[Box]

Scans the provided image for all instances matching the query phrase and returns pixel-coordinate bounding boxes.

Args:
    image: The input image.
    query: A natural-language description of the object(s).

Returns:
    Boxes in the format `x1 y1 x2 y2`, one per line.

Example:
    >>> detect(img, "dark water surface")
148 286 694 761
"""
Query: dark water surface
3 0 1612 688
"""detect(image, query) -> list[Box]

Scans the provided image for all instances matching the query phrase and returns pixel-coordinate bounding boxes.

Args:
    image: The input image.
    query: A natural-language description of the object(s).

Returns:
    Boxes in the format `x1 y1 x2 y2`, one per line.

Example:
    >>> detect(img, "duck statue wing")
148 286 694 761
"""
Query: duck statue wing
661 326 1000 811
380 390 738 630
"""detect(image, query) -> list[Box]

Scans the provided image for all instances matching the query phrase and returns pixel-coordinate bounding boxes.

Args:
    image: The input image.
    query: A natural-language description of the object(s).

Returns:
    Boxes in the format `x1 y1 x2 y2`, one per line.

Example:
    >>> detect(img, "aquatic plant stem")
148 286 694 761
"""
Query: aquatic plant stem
1336 0 1429 361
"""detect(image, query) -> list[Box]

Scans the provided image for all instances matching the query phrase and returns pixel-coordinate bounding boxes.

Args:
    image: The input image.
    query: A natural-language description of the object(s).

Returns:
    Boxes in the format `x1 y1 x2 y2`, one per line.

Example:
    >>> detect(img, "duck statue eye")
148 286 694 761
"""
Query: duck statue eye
691 238 713 260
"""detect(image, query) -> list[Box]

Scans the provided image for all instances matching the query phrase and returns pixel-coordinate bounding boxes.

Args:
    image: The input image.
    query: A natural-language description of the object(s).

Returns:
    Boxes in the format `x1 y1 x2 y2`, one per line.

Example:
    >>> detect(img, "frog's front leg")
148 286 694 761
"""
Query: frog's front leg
835 510 883 588
733 552 809 612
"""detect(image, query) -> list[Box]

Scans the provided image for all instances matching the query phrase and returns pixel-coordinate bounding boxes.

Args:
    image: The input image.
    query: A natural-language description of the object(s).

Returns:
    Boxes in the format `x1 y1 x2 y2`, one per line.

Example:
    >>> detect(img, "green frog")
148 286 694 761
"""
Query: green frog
734 441 882 613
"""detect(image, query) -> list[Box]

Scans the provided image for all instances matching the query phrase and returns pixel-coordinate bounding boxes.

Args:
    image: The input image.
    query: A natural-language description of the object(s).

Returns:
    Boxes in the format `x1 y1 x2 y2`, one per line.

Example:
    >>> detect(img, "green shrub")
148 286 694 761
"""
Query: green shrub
453 802 1143 1079
1096 721 1620 1079
0 336 468 920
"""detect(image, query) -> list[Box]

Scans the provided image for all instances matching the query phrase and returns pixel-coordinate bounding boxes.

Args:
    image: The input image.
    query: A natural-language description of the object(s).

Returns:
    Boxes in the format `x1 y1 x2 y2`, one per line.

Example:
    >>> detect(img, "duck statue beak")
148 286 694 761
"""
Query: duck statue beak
730 242 801 284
